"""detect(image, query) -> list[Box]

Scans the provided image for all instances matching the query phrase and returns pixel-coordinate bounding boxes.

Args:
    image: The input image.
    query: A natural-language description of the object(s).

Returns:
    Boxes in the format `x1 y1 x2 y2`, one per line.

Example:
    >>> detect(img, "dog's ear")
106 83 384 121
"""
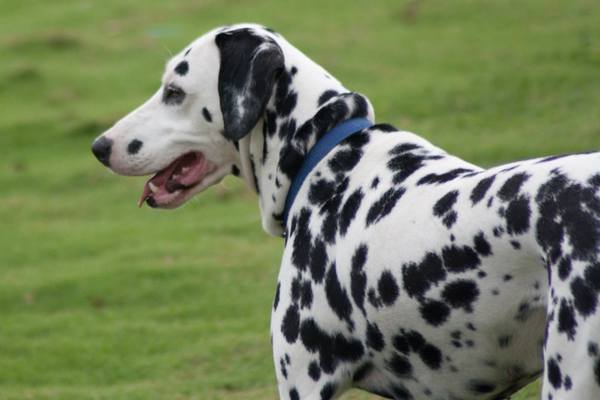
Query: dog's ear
215 29 284 141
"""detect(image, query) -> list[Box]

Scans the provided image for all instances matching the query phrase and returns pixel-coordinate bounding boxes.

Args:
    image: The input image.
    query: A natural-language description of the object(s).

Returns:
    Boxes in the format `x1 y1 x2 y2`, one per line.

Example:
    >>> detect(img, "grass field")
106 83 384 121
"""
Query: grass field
1 0 599 398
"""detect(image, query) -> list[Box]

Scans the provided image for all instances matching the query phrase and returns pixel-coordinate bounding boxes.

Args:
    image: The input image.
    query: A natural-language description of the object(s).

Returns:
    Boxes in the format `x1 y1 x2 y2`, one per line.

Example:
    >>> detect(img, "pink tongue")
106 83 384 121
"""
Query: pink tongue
137 153 206 207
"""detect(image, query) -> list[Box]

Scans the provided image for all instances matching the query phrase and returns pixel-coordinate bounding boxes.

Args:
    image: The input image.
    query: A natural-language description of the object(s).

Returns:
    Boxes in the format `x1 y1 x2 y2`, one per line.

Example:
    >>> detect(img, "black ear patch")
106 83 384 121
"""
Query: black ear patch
216 28 284 140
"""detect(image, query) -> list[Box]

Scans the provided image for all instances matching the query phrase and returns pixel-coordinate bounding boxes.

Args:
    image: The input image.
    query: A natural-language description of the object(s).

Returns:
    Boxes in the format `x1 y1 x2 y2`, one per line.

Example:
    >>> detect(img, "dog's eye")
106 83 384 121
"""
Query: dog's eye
162 84 186 105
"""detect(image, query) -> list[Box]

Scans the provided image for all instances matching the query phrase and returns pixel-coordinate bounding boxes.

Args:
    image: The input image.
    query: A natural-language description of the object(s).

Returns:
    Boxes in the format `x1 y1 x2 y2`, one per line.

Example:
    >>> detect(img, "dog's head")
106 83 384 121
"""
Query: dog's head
92 24 284 208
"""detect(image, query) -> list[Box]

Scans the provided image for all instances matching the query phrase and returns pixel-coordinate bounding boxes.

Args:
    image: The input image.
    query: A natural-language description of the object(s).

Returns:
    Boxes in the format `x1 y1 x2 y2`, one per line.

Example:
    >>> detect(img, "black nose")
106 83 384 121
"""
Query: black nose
91 136 113 167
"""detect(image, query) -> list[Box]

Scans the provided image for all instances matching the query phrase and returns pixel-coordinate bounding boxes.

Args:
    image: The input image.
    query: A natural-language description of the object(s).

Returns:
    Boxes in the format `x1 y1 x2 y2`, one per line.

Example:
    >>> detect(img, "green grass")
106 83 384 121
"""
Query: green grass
1 0 599 398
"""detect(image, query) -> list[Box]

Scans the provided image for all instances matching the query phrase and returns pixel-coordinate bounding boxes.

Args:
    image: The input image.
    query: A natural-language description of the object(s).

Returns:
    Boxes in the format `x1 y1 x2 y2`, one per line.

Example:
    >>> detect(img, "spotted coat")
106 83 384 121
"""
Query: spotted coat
93 24 600 400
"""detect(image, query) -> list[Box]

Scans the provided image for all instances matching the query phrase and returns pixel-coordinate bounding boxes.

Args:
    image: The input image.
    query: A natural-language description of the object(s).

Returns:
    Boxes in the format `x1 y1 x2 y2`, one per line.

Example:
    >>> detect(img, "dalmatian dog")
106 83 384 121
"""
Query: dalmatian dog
92 24 600 399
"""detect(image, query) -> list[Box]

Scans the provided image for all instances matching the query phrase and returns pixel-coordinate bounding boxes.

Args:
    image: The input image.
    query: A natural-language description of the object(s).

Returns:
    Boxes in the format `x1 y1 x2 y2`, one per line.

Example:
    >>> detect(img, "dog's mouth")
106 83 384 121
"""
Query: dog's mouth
138 152 216 208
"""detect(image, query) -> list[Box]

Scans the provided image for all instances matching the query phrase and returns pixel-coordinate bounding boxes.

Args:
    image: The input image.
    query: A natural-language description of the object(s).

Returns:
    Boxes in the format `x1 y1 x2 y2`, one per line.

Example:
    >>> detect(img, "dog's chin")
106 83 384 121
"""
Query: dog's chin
137 152 225 209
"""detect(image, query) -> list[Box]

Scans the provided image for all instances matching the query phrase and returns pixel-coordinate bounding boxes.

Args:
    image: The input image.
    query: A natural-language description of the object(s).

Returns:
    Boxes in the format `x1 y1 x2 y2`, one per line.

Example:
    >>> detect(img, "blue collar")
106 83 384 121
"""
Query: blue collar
282 117 373 226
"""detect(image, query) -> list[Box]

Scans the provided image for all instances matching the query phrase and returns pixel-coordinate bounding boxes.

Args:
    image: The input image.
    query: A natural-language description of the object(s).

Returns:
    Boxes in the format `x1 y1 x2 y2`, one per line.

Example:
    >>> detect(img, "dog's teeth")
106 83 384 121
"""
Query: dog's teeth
181 167 190 174
148 182 159 193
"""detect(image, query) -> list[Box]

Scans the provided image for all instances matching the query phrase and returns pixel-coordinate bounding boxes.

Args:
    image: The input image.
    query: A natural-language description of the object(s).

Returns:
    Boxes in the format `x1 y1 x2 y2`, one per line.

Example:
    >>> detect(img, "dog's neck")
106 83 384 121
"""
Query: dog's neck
237 39 375 236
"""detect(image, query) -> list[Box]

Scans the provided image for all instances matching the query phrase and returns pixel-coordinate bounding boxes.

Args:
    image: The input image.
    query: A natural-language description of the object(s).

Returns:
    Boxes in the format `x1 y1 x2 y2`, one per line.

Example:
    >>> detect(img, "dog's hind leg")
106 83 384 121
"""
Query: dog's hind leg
542 258 600 399
535 170 600 398
273 335 366 400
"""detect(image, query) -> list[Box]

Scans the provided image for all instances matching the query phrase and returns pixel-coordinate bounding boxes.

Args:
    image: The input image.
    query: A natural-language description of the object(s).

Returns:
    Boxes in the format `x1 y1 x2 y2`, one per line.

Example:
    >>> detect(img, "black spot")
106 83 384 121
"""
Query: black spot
505 195 531 235
393 335 410 354
184 47 192 56
510 240 521 249
291 277 302 303
471 175 496 205
536 172 600 262
308 361 321 381
498 172 530 201
589 342 599 356
388 354 412 376
417 168 473 185
386 150 428 184
320 383 336 400
309 179 336 205
328 148 362 174
402 253 446 299
391 384 414 400
247 157 259 196
339 189 363 236
442 245 481 273
547 358 562 389
292 208 312 271
493 226 504 237
202 107 213 122
586 263 600 292
290 66 298 75
571 277 597 317
564 375 572 390
351 244 368 313
265 110 278 137
372 123 398 133
420 300 450 326
371 176 380 188
231 165 240 176
558 257 572 281
274 282 280 310
325 263 353 327
274 71 298 117
353 362 373 382
473 232 492 256
318 90 339 106
299 318 364 374
433 190 459 217
498 335 512 348
127 139 143 155
174 60 189 75
390 143 420 154
321 213 338 244
558 298 577 340
503 274 513 282
516 301 535 323
442 280 479 312
537 154 574 164
469 380 496 394
595 358 600 386
378 271 399 306
366 323 385 351
309 237 327 283
419 343 442 370
282 304 300 343
301 281 313 309
405 330 425 350
589 173 600 187
366 187 406 226
442 211 457 228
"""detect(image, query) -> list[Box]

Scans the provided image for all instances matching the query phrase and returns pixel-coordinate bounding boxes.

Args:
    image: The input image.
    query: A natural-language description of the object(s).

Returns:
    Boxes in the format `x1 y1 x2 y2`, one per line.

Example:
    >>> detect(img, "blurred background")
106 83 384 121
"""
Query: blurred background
1 0 599 399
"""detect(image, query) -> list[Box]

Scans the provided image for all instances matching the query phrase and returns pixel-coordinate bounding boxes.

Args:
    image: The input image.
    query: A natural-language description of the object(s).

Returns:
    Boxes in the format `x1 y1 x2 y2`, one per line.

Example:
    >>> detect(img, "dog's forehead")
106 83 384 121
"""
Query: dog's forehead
161 24 278 86
161 36 218 86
